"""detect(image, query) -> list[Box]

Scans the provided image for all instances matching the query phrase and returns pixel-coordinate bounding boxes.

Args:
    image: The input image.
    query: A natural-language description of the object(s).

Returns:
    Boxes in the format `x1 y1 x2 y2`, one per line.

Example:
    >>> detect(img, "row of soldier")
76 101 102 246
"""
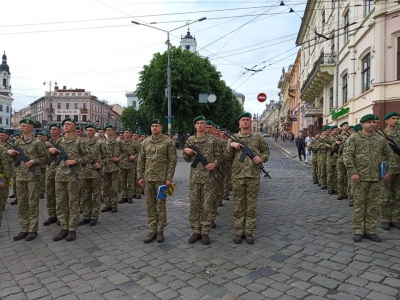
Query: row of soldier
0 112 270 245
308 112 400 242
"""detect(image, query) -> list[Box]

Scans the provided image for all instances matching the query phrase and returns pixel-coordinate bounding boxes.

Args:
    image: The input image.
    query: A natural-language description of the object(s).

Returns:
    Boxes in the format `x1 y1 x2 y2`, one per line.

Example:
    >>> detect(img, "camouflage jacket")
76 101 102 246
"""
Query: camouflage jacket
81 138 108 179
12 137 47 182
137 134 177 182
384 128 400 174
326 136 338 164
0 144 13 184
316 136 330 156
226 132 270 179
103 138 126 173
343 131 396 181
53 136 91 182
183 134 221 184
119 140 140 169
46 140 58 179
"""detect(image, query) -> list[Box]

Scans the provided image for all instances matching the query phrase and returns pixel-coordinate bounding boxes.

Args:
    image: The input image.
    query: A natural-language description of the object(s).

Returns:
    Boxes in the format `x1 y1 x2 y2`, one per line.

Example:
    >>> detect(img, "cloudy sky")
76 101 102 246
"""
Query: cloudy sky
1 0 306 116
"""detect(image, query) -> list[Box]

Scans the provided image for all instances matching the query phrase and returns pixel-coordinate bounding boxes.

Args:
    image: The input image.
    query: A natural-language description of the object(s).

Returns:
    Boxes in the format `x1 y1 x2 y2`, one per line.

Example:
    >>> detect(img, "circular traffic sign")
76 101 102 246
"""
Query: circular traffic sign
208 94 217 103
257 93 267 102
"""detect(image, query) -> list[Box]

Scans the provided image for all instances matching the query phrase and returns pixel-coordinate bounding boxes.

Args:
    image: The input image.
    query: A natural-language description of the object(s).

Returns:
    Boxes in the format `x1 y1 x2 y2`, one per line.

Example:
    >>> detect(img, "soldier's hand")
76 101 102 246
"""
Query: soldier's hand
253 156 262 164
326 144 332 148
205 162 216 171
112 157 120 162
0 182 7 190
166 179 172 188
138 178 145 187
128 155 135 161
48 147 60 155
184 148 196 156
335 141 342 145
92 162 101 169
230 142 241 149
351 173 360 183
383 174 391 181
7 149 18 156
24 160 35 168
65 159 76 166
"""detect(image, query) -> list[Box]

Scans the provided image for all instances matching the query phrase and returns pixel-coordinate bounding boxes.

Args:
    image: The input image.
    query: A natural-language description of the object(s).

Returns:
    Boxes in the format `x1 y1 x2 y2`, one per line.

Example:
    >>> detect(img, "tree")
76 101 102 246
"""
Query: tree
136 47 243 135
120 106 152 134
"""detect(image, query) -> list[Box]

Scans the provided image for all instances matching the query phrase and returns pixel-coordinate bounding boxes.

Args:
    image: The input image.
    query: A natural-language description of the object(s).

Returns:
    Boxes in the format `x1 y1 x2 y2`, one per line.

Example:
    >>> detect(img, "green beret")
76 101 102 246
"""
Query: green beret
193 115 206 125
62 118 75 126
19 118 35 126
96 127 103 131
374 115 379 120
118 131 124 135
49 123 61 129
150 119 161 126
360 114 375 123
36 131 46 136
331 125 338 129
85 123 96 130
384 112 399 120
321 125 331 132
354 124 362 132
349 125 354 129
238 112 252 120
339 122 349 127
206 120 213 125
123 128 131 133
0 128 6 134
75 126 83 131
104 124 115 130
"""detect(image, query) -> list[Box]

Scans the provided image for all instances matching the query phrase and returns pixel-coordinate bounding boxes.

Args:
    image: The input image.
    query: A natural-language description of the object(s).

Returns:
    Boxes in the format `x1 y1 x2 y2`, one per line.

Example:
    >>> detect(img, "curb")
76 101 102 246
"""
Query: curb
272 140 311 169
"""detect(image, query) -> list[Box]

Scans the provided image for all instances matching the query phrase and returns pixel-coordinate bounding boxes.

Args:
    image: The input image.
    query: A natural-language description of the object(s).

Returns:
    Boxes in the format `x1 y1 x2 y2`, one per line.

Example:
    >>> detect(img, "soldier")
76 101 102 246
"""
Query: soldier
139 134 146 142
379 112 400 230
101 124 125 213
49 118 90 242
0 144 12 226
226 112 270 244
343 114 395 243
220 129 232 201
137 119 177 244
308 133 319 184
336 122 350 200
0 128 14 209
119 129 140 204
326 126 339 194
132 132 142 199
97 127 106 142
80 124 107 226
36 131 48 199
75 126 84 138
316 126 331 189
7 119 47 241
43 124 62 226
183 116 220 245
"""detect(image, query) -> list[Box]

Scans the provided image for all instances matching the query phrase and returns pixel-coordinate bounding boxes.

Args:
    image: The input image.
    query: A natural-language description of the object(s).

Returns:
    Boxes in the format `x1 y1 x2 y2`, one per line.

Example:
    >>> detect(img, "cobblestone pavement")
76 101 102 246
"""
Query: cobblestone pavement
1 138 400 299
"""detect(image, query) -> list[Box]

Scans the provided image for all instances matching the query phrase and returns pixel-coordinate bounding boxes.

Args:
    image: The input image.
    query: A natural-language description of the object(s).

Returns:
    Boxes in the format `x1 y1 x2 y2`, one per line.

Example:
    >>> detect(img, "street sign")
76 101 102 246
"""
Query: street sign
208 94 217 103
257 93 267 102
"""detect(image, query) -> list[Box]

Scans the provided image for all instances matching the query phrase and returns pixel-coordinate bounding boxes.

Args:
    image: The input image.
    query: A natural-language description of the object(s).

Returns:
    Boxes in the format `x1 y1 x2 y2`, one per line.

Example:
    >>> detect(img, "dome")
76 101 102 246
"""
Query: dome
0 52 10 73
183 31 194 40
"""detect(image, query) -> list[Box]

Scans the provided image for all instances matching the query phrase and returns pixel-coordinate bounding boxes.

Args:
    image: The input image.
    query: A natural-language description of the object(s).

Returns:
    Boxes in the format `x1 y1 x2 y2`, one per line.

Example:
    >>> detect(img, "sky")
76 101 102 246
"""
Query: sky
1 0 306 117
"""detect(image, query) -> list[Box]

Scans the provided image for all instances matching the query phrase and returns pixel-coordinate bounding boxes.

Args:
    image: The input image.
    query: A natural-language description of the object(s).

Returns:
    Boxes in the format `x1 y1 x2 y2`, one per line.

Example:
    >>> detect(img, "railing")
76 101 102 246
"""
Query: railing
301 53 335 94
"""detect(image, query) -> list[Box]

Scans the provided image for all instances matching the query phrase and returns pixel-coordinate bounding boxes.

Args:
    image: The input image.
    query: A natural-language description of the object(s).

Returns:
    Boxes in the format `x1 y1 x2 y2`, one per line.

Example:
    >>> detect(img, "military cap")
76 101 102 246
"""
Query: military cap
118 131 124 135
14 131 21 137
85 123 96 130
360 114 375 123
374 115 380 120
104 124 115 130
384 112 399 120
19 118 35 126
123 128 132 132
150 119 161 126
349 125 354 129
321 125 331 132
354 124 362 132
0 128 6 134
193 115 206 124
75 126 83 131
206 120 213 125
62 118 75 126
37 131 47 136
96 126 102 131
339 121 349 127
238 112 252 120
49 123 61 129
331 125 338 129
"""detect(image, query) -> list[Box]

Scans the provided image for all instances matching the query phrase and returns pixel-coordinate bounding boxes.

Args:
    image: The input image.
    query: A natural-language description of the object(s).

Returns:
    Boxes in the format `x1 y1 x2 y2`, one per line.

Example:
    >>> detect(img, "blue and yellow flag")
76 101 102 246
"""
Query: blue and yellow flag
157 183 176 199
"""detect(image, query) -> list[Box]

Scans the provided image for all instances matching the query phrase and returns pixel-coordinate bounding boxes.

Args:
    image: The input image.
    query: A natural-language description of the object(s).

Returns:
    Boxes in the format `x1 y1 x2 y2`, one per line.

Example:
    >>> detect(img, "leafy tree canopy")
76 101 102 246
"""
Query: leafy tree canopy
120 106 152 134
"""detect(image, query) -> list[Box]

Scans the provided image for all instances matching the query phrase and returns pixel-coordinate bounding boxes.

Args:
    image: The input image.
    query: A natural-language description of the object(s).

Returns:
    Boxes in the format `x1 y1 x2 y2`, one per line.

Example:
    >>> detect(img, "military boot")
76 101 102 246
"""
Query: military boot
353 234 362 242
66 231 77 242
43 217 57 226
52 229 68 241
390 222 400 230
320 185 327 190
201 234 210 245
188 233 201 244
328 190 334 194
89 219 97 226
13 232 28 241
127 198 133 204
25 232 37 241
143 232 157 244
337 195 345 200
157 231 164 243
79 219 90 226
211 221 216 229
101 206 112 213
136 194 141 199
39 194 45 199
112 207 118 213
118 198 128 204
245 233 254 244
234 234 244 244
363 233 382 242
9 193 16 198
382 222 390 231
10 199 18 205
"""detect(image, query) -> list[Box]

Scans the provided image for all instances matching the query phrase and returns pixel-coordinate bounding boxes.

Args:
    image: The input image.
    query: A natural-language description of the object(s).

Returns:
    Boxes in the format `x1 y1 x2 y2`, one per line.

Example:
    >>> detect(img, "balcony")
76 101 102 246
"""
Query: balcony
81 108 88 113
303 106 323 117
301 53 335 102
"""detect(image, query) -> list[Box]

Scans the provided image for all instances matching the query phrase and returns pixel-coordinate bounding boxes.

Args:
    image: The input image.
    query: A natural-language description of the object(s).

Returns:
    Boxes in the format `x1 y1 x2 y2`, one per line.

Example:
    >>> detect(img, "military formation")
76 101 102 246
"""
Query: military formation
308 112 400 242
0 112 271 245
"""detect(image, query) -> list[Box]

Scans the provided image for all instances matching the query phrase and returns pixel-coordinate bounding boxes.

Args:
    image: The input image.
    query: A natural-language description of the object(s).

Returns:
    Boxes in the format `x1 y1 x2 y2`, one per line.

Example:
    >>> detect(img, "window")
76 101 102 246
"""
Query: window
344 11 349 43
57 115 61 122
74 102 78 109
2 78 5 87
83 102 87 109
397 37 400 80
82 115 87 122
329 86 334 110
6 118 8 125
322 10 325 24
66 103 70 109
0 117 2 124
362 53 371 92
364 0 372 16
65 115 70 119
74 115 78 122
342 74 348 104
57 102 61 109
0 105 3 112
331 34 335 54
6 106 9 113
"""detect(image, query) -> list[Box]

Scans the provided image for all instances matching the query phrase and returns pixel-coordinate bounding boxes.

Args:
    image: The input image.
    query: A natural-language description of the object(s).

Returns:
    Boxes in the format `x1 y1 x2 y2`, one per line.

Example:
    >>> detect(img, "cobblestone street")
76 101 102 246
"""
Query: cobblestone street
1 137 400 299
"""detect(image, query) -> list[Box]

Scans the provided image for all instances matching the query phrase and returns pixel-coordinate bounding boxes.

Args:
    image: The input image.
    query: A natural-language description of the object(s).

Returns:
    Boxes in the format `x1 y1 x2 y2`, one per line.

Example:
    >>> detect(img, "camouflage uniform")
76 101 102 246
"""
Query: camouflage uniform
210 135 224 223
379 129 400 224
183 134 220 235
132 140 142 198
0 145 12 228
0 141 13 209
137 135 177 233
316 138 328 187
220 138 232 199
308 138 319 183
343 132 395 235
81 139 107 220
13 138 47 233
336 133 349 198
102 138 125 210
226 132 270 235
119 139 140 200
45 140 57 220
326 136 338 193
54 136 90 232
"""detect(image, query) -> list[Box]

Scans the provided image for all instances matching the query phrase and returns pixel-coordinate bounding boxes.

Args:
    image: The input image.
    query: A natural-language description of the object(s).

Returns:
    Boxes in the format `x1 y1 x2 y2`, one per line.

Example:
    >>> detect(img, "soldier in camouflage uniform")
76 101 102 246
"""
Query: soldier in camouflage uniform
347 124 361 207
137 119 177 244
335 122 350 200
183 116 220 245
36 131 48 199
43 124 62 226
308 133 319 184
97 128 106 142
316 126 331 189
343 114 396 243
226 112 270 244
9 132 21 205
220 129 232 201
118 129 140 204
0 144 12 228
326 126 338 194
0 128 14 210
378 112 400 231
7 119 47 241
75 126 84 138
132 132 142 199
79 124 107 226
49 118 90 242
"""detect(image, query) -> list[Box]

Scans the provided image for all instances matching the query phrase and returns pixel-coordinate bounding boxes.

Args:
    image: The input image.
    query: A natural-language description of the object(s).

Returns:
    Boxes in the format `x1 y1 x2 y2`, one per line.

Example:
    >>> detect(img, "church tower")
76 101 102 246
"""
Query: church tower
0 51 13 128
0 52 12 97
180 27 197 52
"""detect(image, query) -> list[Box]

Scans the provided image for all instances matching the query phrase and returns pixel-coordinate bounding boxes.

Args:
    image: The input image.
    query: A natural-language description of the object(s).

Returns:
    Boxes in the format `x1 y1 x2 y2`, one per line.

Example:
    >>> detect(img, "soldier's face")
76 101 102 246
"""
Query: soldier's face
140 135 146 141
20 123 33 135
205 125 212 133
132 133 139 140
386 116 399 127
0 133 9 142
123 131 132 140
362 120 375 133
151 124 162 135
239 117 252 130
75 130 84 137
342 124 349 131
195 120 206 132
63 121 75 133
86 128 96 138
50 127 61 137
98 130 105 137
106 128 115 138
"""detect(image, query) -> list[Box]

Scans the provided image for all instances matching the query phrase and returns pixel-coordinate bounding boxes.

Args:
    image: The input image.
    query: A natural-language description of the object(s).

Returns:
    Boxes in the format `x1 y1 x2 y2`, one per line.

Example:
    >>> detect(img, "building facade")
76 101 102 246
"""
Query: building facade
180 29 197 52
125 91 141 109
0 52 13 128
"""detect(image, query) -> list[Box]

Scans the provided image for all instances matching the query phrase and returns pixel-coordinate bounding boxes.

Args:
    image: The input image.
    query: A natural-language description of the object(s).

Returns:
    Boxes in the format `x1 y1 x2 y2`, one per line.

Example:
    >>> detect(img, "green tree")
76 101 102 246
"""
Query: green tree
120 106 152 134
136 46 243 135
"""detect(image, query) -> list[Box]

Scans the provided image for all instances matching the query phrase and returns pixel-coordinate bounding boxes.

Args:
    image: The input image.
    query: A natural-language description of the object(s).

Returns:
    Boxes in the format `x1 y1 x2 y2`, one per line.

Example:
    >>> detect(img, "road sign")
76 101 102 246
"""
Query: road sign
257 93 267 102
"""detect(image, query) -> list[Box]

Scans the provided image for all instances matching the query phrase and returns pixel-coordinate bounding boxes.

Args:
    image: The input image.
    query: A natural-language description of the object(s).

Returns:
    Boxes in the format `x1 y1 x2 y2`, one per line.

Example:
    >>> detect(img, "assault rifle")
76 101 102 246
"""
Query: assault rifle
6 140 40 181
88 156 106 180
49 139 80 180
375 128 400 157
224 131 271 179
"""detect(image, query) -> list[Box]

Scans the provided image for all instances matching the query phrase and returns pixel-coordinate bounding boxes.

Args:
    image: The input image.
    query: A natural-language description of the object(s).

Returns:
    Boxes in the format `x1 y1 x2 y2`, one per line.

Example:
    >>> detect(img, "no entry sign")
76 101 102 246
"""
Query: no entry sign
257 93 267 102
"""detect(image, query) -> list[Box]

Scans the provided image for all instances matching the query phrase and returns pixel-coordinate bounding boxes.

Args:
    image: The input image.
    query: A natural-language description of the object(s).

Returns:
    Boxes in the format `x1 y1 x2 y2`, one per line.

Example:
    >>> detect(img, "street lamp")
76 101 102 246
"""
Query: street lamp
131 17 206 135
43 80 57 125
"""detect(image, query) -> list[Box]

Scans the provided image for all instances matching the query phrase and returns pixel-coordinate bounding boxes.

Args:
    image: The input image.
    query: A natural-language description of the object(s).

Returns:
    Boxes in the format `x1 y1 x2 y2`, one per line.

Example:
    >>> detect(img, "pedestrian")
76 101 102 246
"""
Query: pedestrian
137 119 177 244
304 131 313 163
295 131 306 162
343 114 396 243
7 118 47 241
226 112 270 244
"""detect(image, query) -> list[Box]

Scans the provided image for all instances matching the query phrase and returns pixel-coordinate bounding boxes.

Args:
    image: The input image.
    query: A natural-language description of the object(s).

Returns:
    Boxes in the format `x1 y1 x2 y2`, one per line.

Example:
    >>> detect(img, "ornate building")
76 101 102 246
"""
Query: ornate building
180 28 197 52
0 52 13 128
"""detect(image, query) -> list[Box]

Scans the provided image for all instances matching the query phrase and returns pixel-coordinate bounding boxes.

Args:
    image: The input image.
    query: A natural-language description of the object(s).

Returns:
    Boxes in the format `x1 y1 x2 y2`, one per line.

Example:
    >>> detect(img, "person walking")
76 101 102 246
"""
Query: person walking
295 131 306 162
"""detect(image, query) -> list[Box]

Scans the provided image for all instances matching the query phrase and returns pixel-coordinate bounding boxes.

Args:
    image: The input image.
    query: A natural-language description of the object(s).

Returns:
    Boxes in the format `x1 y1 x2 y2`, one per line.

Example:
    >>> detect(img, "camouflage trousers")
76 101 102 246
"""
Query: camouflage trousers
348 170 354 205
311 157 318 183
189 181 215 234
327 163 337 191
133 163 142 196
144 180 167 232
232 177 260 235
16 180 41 232
40 167 46 194
352 181 380 235
119 168 135 198
103 171 120 209
211 175 223 221
336 161 348 196
81 178 102 220
223 164 232 198
379 174 400 223
317 155 327 186
45 177 57 218
0 186 7 228
55 181 81 231
12 169 16 198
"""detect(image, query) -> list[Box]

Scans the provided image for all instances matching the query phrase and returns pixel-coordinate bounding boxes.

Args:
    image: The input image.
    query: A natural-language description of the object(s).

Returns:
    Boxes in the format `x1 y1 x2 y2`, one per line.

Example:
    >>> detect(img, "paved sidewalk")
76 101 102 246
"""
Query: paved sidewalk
272 138 311 168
